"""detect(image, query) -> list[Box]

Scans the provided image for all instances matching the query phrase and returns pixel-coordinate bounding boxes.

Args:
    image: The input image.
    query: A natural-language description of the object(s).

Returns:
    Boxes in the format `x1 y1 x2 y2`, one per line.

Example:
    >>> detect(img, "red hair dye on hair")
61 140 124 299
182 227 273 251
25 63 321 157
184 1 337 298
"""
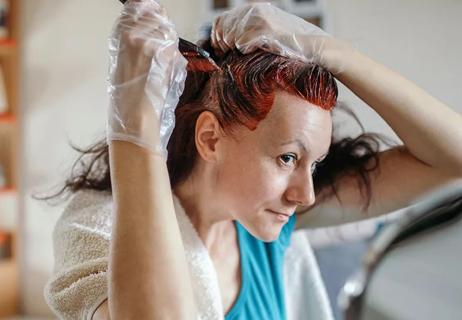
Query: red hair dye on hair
168 48 338 187
207 50 337 131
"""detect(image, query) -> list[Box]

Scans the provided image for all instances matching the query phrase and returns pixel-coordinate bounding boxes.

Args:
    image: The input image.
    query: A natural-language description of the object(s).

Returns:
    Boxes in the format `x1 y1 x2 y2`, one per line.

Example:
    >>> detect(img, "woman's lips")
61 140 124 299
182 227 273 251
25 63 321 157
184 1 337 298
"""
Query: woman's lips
267 209 292 217
267 210 290 222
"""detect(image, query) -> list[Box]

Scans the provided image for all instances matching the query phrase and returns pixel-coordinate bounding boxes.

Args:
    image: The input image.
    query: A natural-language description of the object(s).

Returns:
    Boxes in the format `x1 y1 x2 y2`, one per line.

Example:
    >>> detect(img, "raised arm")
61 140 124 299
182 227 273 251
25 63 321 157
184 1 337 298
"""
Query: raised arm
328 47 462 174
108 143 196 318
211 3 462 226
298 44 462 226
104 1 196 318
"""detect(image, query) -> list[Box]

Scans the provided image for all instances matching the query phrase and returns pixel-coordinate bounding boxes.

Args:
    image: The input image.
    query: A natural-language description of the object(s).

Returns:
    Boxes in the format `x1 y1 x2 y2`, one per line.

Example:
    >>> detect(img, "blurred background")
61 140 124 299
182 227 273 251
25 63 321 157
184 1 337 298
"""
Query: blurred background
0 0 461 318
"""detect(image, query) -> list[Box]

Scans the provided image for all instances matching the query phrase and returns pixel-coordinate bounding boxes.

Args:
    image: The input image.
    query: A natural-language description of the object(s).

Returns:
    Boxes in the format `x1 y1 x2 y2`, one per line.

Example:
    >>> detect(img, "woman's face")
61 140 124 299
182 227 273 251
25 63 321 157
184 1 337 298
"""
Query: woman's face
216 90 332 241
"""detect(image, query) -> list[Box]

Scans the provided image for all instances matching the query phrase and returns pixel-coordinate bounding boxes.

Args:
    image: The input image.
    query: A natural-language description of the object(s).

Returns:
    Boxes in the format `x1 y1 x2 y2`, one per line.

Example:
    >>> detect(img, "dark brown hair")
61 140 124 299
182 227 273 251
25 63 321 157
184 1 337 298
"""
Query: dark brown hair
35 40 392 211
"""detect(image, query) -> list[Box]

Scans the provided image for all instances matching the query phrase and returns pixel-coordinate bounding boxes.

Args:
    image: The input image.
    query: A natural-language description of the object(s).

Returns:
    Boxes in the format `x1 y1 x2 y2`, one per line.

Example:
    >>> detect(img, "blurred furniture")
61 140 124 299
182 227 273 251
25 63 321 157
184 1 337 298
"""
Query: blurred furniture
0 0 20 317
340 182 462 320
314 240 369 320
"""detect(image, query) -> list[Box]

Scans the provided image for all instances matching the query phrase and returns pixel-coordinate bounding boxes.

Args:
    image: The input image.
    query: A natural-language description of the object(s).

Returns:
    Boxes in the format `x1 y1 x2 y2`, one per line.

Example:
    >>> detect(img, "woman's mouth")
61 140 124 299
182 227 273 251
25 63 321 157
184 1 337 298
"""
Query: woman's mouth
267 210 290 222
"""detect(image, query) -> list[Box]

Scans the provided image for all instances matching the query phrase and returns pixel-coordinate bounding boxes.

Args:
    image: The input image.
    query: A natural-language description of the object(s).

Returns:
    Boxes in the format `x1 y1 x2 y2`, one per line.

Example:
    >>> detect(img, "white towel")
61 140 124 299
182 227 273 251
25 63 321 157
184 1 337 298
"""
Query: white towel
172 194 224 319
44 190 113 320
44 189 332 319
44 189 223 319
284 230 334 320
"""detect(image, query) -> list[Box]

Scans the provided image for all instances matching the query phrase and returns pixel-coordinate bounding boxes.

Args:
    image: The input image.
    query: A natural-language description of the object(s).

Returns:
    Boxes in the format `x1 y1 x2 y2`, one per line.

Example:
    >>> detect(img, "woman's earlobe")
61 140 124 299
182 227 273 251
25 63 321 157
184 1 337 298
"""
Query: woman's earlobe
195 111 222 162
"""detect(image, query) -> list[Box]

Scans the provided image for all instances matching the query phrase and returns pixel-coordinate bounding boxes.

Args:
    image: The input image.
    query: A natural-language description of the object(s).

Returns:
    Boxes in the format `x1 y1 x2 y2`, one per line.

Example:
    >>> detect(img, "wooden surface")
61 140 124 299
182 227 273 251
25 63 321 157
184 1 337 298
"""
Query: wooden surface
0 0 20 316
0 259 18 317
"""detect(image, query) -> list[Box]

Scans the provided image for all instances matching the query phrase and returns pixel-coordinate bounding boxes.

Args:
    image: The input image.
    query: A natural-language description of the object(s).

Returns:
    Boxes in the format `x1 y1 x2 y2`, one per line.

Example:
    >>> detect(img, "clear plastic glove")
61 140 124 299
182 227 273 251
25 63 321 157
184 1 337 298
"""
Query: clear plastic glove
211 2 344 72
107 0 187 158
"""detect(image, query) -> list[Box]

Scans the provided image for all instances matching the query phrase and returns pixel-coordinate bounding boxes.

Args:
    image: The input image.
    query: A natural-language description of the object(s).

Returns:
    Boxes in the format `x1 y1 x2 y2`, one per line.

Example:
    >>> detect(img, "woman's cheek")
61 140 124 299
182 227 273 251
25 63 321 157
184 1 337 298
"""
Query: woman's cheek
253 170 288 203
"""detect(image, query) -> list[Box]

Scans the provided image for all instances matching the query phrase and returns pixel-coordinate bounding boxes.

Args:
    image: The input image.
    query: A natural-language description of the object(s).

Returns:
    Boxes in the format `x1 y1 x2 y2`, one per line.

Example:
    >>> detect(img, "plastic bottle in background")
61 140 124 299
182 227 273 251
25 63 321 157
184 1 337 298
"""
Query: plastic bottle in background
0 0 9 40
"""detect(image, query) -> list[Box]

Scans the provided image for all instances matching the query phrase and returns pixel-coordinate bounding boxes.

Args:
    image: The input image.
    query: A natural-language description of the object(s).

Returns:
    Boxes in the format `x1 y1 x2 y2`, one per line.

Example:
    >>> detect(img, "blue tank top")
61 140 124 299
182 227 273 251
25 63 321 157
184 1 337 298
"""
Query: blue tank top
224 214 297 320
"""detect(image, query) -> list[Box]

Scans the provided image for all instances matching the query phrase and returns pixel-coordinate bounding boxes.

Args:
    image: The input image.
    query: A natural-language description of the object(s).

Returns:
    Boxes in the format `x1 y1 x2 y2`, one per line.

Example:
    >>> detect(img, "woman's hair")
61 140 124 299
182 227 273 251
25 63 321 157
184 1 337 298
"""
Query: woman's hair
35 39 392 211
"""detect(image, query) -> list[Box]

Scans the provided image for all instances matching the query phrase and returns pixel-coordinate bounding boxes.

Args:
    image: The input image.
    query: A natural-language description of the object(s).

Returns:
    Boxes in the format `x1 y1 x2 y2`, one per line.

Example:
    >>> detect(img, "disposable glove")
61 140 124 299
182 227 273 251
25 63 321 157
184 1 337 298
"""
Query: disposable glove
211 2 346 73
107 0 187 158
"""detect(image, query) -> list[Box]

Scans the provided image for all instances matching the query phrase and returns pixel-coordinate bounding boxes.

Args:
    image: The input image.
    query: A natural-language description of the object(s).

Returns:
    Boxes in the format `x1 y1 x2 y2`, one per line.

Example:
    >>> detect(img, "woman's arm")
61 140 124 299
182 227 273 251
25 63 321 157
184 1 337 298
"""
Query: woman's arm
104 1 196 318
210 3 462 226
330 47 462 174
297 44 462 228
93 300 109 320
107 141 196 319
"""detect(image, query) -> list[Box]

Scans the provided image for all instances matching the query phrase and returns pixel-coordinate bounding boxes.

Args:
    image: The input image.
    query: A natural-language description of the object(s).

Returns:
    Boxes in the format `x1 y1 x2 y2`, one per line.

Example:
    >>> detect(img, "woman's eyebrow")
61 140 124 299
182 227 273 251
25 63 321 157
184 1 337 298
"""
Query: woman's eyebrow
281 139 328 160
280 139 307 153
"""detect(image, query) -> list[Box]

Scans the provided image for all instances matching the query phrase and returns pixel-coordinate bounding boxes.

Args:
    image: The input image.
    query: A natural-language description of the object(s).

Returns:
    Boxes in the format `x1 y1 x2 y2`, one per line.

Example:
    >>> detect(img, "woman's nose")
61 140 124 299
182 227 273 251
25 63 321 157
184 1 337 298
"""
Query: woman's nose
284 172 316 207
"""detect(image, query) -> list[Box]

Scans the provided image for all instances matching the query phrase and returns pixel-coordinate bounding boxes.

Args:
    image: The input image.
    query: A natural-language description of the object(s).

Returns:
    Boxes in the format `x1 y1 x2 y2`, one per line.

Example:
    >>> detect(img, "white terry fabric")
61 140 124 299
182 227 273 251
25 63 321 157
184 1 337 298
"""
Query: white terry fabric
284 230 334 320
44 189 333 319
44 190 112 320
44 189 223 320
172 194 224 319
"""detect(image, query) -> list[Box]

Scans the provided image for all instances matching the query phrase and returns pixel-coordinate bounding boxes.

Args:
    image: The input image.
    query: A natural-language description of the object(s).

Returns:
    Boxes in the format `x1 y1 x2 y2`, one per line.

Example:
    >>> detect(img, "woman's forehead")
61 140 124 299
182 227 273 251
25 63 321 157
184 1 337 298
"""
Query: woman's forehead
243 91 332 156
260 91 332 137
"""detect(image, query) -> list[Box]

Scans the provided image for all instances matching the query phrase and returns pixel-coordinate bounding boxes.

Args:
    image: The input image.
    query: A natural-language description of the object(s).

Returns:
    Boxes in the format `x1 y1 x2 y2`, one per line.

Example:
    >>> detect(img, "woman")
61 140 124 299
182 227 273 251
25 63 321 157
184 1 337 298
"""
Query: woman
43 1 462 319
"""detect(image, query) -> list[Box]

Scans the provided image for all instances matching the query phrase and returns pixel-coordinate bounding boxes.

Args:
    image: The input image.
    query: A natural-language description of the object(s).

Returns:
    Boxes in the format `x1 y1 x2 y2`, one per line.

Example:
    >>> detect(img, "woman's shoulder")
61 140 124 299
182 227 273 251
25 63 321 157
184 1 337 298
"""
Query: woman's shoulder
55 189 113 236
63 189 113 214
49 189 114 273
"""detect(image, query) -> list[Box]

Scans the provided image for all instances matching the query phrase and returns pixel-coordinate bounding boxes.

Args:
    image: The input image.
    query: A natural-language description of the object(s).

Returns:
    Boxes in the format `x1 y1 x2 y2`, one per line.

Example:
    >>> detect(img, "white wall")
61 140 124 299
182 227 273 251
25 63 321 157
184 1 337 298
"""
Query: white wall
324 0 462 138
20 0 462 316
22 1 119 315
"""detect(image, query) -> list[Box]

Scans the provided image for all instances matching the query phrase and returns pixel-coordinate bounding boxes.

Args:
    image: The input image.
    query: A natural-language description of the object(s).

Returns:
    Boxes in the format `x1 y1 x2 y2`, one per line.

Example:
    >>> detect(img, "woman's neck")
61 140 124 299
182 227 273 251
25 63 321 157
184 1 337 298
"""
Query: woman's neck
173 172 234 251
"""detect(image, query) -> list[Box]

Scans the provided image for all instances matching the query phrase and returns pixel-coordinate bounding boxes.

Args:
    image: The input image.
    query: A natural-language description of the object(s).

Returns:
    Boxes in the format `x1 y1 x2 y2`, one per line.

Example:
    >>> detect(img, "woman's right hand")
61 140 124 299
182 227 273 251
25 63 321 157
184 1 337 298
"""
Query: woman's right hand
107 0 187 158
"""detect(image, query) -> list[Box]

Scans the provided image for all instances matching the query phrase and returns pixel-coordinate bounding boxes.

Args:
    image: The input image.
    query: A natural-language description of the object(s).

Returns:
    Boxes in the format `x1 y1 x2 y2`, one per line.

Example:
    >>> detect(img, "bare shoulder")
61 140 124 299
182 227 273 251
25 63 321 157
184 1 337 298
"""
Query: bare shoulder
92 299 110 320
295 146 460 229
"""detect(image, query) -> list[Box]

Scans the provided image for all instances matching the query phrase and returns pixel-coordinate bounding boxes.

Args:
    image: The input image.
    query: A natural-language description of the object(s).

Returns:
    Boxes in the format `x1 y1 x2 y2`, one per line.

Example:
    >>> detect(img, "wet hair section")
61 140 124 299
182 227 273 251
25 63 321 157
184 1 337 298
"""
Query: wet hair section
178 40 338 135
167 40 338 187
193 43 338 131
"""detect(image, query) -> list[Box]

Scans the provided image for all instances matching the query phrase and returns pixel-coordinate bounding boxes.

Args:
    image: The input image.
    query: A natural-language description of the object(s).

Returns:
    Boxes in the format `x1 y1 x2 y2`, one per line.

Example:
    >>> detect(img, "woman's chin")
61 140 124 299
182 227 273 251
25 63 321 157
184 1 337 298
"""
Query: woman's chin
240 217 286 242
252 226 283 243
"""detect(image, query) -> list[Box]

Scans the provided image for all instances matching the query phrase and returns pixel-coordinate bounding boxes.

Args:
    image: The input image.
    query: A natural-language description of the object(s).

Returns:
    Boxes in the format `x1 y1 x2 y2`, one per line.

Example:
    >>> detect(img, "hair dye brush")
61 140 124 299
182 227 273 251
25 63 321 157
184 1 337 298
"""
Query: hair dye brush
118 0 219 72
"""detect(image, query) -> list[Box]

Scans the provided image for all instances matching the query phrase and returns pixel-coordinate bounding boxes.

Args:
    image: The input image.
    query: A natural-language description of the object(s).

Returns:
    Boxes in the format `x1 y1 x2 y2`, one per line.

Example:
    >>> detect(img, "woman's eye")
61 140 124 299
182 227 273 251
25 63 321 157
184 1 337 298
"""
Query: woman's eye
279 154 297 166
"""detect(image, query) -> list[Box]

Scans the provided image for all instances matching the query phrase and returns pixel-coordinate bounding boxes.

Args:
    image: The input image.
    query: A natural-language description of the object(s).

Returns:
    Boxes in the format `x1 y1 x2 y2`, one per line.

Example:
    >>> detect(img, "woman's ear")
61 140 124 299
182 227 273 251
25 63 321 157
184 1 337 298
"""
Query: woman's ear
195 111 223 162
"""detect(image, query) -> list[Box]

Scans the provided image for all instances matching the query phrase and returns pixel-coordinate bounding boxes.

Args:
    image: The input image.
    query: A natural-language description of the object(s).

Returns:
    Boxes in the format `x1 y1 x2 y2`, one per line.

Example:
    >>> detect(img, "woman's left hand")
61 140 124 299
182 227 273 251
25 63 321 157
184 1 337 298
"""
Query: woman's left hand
211 2 348 72
211 2 351 74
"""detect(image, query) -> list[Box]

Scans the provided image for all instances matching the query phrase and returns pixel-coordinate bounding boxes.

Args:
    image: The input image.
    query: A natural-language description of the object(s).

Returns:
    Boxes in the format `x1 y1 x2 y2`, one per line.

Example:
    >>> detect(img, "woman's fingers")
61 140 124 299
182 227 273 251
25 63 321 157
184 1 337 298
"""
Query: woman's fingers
211 3 277 56
117 1 176 55
212 16 231 56
210 2 331 61
210 16 221 53
108 0 187 156
110 0 181 84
